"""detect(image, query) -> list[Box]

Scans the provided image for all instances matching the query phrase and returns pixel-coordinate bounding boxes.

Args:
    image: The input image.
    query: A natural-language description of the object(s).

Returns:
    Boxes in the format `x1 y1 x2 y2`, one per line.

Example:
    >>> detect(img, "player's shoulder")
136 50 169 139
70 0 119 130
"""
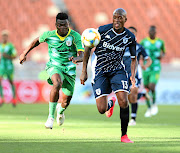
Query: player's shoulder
136 42 143 48
98 23 113 34
124 27 136 41
140 37 148 44
42 30 56 37
70 29 81 37
157 38 165 43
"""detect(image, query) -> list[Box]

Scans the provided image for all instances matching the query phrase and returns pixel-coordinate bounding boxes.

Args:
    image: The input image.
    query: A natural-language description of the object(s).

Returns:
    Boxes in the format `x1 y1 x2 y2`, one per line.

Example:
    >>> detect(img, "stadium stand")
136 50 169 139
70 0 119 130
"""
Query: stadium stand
0 0 56 60
0 0 179 63
64 0 180 62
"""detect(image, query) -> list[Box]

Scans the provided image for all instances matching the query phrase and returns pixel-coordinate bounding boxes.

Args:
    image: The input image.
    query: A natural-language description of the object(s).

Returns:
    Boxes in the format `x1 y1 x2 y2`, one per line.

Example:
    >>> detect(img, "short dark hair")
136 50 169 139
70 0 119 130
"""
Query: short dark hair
56 12 68 21
128 26 137 32
150 25 156 29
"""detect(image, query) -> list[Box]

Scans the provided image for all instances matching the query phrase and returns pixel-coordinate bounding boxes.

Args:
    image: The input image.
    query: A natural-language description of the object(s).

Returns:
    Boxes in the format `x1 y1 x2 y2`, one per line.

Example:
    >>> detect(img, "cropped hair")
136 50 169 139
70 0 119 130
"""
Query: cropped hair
56 12 68 21
128 26 137 32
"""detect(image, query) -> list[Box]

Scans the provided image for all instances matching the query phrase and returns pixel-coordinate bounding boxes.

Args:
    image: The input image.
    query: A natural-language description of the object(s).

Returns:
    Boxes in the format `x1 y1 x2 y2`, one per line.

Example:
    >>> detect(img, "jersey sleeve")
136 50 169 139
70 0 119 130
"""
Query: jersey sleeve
39 31 49 43
73 32 84 52
128 34 136 58
140 46 148 60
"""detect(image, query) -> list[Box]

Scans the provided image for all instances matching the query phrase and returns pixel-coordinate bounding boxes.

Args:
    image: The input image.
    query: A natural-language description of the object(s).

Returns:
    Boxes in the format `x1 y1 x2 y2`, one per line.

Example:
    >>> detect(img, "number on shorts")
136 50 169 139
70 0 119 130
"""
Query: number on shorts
121 80 128 89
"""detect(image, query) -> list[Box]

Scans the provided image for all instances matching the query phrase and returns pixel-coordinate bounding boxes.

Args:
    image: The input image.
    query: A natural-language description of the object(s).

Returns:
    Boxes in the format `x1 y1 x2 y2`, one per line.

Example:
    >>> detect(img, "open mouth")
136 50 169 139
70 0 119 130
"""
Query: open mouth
114 23 120 28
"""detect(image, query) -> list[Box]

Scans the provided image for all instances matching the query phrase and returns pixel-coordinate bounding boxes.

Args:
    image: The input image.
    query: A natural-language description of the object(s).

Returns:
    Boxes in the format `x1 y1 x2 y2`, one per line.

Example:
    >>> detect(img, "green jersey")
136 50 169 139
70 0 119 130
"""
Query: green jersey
0 42 16 70
39 29 84 76
140 37 165 72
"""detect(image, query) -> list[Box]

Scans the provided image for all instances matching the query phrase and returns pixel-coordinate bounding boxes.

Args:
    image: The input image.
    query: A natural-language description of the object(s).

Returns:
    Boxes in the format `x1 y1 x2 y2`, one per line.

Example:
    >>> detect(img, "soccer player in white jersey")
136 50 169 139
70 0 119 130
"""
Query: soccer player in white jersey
80 8 137 143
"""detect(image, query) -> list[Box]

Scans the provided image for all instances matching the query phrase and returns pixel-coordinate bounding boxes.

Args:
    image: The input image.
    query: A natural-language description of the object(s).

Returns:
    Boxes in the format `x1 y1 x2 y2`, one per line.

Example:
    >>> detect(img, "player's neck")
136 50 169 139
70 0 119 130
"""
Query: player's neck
113 27 124 34
2 41 8 44
149 36 156 40
57 30 69 37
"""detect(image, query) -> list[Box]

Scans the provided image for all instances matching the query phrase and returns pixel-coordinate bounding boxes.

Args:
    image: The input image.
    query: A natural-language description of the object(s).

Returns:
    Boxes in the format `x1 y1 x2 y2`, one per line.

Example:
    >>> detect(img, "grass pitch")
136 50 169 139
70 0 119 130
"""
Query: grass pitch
0 104 180 153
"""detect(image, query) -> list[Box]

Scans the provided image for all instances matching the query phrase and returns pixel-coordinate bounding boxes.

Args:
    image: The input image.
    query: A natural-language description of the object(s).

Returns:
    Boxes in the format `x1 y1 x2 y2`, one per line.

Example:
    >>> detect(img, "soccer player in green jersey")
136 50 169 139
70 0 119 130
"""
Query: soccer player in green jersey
19 13 84 129
0 30 17 107
140 25 165 117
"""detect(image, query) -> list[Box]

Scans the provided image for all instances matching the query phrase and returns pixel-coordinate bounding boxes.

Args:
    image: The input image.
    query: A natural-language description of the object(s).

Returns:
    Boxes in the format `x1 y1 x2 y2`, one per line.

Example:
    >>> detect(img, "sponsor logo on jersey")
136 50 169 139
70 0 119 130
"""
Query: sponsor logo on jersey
103 42 125 51
123 38 128 44
66 36 72 46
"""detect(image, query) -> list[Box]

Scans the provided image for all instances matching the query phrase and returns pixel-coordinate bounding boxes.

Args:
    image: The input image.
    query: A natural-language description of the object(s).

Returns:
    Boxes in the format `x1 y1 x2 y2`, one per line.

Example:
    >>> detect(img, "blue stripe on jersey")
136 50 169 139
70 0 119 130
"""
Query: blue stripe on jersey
93 24 136 77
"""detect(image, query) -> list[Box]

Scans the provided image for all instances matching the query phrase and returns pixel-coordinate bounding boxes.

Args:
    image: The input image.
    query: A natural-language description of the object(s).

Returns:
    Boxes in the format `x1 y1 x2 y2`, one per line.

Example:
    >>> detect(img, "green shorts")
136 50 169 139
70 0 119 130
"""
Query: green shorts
143 70 160 86
46 66 76 96
0 68 14 80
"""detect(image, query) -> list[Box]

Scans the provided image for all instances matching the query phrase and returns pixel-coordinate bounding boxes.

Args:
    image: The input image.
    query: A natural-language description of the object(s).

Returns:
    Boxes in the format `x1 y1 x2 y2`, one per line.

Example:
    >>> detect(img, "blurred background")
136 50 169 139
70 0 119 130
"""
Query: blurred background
0 0 180 104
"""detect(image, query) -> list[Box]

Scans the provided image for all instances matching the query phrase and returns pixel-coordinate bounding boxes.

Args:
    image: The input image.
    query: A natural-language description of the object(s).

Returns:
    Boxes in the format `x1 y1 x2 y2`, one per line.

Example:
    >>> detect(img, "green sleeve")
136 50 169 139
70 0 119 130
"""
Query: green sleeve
73 32 84 52
39 31 49 43
161 40 165 53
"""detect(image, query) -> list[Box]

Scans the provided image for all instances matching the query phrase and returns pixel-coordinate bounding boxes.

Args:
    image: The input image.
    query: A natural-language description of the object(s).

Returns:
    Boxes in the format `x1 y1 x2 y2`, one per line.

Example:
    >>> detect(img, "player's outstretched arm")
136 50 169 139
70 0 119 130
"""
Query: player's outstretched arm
80 46 91 85
130 57 137 88
19 37 40 64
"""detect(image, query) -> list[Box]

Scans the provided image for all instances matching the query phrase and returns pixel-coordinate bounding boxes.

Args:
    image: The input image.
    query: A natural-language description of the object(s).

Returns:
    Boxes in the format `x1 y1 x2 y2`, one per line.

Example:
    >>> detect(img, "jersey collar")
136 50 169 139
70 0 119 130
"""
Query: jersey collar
56 28 71 41
147 37 158 44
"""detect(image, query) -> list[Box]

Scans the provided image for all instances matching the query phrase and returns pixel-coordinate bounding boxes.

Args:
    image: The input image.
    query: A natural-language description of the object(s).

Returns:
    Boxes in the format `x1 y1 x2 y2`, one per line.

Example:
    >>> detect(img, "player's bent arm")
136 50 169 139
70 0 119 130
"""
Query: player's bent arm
131 57 137 78
22 37 40 56
19 37 40 64
142 57 152 70
2 53 16 60
70 51 84 64
158 51 165 60
80 46 91 85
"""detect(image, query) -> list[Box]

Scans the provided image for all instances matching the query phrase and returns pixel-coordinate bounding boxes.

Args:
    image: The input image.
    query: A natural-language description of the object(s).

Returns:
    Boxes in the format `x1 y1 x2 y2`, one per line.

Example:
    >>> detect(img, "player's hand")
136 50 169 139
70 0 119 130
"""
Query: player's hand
80 71 88 85
141 65 147 70
69 56 83 64
130 76 136 88
19 53 27 64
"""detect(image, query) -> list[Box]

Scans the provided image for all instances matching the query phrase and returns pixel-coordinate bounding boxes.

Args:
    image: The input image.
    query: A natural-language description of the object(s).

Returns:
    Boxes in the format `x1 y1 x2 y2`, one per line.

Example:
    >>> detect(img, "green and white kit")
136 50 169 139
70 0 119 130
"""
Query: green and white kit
39 29 84 96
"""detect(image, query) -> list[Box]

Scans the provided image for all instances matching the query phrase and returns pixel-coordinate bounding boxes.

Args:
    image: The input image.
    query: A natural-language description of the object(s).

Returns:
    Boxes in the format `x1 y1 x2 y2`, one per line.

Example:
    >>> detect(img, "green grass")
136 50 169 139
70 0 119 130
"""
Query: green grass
0 104 180 153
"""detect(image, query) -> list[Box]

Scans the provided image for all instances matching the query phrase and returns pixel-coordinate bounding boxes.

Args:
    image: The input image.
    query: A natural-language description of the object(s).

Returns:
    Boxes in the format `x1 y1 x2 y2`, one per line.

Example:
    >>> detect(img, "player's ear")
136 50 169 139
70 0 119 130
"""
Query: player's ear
125 17 127 22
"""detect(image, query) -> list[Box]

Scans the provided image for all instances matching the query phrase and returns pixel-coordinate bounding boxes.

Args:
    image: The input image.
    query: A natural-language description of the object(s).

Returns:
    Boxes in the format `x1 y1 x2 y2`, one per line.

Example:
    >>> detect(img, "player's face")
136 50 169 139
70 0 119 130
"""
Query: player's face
56 19 69 36
113 13 126 31
2 34 8 43
149 28 156 38
129 28 137 37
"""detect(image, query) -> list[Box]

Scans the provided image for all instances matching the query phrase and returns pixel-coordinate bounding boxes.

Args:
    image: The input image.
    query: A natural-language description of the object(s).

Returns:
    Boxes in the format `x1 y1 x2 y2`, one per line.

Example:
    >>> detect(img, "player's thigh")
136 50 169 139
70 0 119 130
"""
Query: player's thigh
51 73 63 88
110 70 129 108
110 69 129 94
92 75 111 99
128 87 138 104
7 70 14 83
96 95 108 114
149 71 160 85
61 74 76 97
143 71 150 86
46 66 64 86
